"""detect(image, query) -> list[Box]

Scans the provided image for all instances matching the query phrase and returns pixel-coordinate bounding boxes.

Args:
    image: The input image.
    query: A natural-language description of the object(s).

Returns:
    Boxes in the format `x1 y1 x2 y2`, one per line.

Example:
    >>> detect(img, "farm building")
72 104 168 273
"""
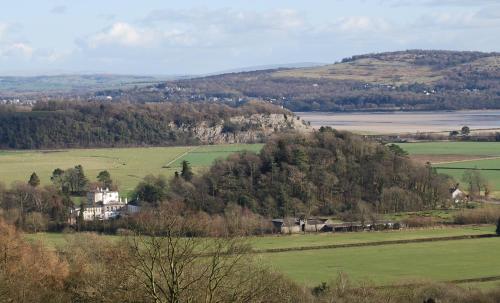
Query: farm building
272 218 405 234
450 184 467 203
271 218 330 234
74 187 140 221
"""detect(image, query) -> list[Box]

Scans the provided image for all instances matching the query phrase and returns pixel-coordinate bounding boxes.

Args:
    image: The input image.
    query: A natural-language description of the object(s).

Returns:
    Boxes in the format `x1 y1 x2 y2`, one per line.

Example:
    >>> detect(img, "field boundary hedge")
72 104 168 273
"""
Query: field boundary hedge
253 233 497 254
373 275 500 290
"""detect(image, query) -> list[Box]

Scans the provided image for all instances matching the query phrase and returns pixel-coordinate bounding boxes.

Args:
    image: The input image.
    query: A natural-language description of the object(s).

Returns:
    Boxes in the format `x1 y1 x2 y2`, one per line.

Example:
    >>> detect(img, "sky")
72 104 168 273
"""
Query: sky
0 0 499 75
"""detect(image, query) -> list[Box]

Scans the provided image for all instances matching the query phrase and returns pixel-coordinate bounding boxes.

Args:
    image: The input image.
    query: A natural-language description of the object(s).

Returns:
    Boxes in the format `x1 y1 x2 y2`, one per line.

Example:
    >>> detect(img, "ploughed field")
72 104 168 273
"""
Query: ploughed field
0 144 263 194
26 225 499 288
398 142 500 193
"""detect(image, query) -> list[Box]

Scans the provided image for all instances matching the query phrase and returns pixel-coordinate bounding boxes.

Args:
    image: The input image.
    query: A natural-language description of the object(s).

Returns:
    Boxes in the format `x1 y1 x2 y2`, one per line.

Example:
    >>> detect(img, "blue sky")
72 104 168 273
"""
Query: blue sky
0 0 499 75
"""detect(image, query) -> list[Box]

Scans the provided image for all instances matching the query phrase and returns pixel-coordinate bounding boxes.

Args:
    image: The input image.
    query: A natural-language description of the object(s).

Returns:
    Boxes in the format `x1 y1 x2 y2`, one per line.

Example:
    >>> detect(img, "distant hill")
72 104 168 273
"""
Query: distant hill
0 100 306 149
209 62 326 75
108 50 500 111
0 74 178 96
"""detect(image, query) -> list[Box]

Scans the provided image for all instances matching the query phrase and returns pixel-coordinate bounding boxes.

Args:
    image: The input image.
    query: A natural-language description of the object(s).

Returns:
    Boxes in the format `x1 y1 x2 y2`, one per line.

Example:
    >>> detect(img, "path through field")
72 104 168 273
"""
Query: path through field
433 156 500 165
164 146 200 167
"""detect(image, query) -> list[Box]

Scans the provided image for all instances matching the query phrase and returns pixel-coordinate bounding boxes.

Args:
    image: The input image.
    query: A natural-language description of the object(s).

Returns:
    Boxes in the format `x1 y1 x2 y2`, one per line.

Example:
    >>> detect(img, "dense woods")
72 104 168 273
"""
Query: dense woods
108 50 500 112
0 100 288 149
166 129 453 219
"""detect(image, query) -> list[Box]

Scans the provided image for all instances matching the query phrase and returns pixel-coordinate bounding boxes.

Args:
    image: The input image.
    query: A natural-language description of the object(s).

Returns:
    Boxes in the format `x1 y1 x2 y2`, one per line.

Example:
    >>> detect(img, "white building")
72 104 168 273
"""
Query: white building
452 188 466 203
76 188 140 221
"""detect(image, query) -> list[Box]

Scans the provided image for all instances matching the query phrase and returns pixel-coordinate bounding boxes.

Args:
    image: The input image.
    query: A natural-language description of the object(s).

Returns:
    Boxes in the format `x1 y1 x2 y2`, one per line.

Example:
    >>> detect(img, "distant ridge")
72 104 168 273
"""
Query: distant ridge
208 62 327 75
108 49 499 112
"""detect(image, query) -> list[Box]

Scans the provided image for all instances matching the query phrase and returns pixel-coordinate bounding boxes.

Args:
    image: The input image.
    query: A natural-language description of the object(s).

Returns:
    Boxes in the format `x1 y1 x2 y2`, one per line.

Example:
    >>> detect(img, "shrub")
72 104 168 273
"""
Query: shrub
403 216 440 228
453 207 500 225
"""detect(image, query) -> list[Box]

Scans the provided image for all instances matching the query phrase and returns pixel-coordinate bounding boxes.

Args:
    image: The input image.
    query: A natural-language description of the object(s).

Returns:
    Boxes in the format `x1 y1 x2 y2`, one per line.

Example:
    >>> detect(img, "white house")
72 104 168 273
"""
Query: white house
452 188 466 203
76 188 140 221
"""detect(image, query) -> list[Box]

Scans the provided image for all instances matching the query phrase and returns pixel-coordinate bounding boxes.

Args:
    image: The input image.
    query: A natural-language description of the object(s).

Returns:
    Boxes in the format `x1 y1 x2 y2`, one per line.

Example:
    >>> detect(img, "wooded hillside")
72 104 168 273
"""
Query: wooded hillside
0 100 294 149
167 129 452 218
109 50 500 111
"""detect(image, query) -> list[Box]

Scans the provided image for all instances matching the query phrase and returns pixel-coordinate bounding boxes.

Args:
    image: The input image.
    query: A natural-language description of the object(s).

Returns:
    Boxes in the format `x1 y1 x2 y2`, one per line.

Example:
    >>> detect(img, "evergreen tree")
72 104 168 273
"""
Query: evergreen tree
181 160 193 181
461 126 471 136
496 217 500 236
97 170 113 188
74 165 89 194
77 202 85 231
28 172 40 187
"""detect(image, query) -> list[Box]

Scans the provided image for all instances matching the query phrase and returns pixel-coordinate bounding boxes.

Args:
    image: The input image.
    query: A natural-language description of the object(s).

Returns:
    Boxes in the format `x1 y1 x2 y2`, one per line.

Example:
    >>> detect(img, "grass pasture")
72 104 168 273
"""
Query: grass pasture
273 58 442 85
397 142 500 157
26 225 494 252
0 144 263 194
260 237 500 286
398 142 500 192
26 225 499 288
249 226 493 251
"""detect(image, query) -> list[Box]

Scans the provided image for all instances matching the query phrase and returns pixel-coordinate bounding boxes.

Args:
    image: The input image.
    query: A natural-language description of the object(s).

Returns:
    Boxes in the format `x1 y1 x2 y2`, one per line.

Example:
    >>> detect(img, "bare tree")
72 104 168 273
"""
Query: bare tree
124 206 273 303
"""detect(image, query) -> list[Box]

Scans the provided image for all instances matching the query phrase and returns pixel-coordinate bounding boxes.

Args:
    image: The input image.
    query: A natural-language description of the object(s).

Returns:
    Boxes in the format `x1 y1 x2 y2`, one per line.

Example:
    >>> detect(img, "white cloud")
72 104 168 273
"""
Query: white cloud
1 42 34 58
84 8 308 51
86 22 158 48
335 16 391 33
144 8 306 34
413 10 500 29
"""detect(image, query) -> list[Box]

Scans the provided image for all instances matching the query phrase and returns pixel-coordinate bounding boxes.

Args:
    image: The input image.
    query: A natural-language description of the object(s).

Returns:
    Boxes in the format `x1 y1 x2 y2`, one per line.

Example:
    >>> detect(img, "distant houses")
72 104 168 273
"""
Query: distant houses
74 187 140 221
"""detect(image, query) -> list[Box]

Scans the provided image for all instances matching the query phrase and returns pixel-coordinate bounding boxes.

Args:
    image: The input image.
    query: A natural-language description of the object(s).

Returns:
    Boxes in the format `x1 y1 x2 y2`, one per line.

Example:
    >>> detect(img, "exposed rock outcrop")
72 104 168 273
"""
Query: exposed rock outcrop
170 113 310 144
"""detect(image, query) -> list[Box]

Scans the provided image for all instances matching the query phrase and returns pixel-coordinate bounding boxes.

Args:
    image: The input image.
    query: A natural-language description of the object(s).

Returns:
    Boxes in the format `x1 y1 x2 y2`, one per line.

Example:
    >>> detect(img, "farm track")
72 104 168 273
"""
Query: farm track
252 233 498 254
165 146 200 167
434 167 500 171
434 155 500 165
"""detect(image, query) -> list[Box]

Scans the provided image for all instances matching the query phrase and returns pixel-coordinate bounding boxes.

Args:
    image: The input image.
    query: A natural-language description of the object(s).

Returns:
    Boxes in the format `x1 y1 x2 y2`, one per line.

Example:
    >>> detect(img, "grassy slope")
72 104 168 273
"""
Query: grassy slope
27 225 495 252
397 142 500 156
273 58 443 85
0 144 263 194
26 226 498 287
398 142 500 191
249 226 493 250
261 237 500 286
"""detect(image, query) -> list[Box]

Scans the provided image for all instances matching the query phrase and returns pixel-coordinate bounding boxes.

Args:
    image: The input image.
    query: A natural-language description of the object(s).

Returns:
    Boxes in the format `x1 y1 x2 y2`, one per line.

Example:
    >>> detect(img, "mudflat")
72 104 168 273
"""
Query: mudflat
296 110 500 134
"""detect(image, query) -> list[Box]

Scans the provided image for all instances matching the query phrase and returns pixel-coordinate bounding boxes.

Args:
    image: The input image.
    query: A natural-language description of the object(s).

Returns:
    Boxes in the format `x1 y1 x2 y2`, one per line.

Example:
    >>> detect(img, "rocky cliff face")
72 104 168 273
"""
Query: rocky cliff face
170 113 310 144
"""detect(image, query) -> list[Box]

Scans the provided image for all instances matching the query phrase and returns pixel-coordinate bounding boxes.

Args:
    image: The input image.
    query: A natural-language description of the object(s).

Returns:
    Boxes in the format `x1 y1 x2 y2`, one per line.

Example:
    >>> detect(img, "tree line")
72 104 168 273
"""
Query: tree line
0 100 287 149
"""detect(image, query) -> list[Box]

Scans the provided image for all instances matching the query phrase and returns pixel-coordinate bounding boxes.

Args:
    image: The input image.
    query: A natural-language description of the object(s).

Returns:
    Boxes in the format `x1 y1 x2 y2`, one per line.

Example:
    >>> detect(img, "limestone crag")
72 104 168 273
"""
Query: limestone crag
169 113 310 144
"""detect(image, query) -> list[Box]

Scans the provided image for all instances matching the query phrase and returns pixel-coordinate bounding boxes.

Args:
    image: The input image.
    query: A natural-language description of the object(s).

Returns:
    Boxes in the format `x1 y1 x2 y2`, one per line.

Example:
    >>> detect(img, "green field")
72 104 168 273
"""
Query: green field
0 144 263 194
260 237 500 286
398 142 500 192
27 226 494 252
249 226 493 250
26 226 499 287
398 142 500 156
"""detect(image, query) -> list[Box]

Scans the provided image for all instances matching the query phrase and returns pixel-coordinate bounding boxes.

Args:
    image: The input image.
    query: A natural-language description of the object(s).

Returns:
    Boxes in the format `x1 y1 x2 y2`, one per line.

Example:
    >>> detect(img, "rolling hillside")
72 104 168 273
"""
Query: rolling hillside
108 50 500 111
